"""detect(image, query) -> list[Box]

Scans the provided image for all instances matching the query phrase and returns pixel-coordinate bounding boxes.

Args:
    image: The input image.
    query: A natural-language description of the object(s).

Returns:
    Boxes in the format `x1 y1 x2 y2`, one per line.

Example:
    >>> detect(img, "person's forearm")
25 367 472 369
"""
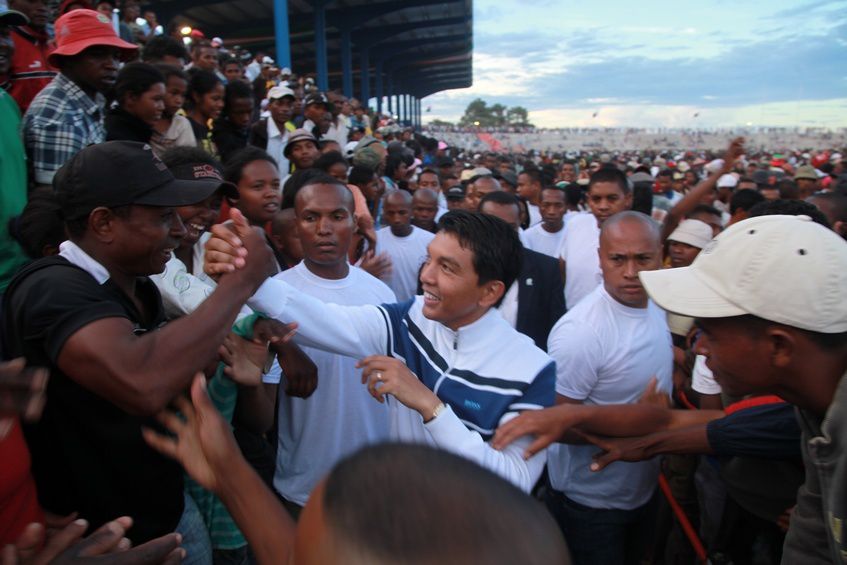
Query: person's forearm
624 425 714 459
233 384 275 434
563 403 674 438
214 455 295 564
661 170 726 240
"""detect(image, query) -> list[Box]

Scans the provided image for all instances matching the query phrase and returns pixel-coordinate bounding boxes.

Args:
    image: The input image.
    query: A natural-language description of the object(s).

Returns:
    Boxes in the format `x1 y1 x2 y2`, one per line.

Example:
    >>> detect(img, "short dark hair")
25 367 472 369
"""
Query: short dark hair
314 150 348 174
11 189 65 258
809 191 847 222
588 167 630 195
223 146 277 186
141 36 189 64
733 315 847 351
777 179 799 200
519 167 542 185
323 444 569 565
114 62 165 106
154 63 187 83
437 211 523 303
657 169 674 179
748 199 830 229
281 169 335 209
223 79 253 106
729 189 765 215
419 168 439 179
186 69 222 107
689 204 722 219
348 165 375 187
293 173 352 212
478 190 520 212
159 146 223 172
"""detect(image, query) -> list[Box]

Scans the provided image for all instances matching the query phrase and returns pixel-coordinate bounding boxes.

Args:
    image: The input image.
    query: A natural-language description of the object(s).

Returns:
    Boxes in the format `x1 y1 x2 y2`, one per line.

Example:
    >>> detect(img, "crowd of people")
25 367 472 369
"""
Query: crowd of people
1 1 847 564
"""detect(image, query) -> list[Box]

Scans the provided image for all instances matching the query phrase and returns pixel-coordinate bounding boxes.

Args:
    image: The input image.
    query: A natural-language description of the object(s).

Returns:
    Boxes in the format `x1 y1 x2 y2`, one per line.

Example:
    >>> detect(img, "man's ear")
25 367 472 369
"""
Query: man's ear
88 207 119 243
479 279 506 310
764 325 798 369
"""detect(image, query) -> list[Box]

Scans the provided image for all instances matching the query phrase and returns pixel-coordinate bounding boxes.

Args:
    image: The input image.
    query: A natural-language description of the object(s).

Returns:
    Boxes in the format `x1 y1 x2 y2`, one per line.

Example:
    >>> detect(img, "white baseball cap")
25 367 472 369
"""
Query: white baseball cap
267 85 295 100
717 174 738 189
667 219 713 249
640 215 847 333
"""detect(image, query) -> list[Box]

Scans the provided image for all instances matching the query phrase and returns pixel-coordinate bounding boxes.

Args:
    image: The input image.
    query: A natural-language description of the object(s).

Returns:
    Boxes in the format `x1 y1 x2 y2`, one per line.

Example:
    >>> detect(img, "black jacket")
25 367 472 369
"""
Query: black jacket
105 107 153 143
515 248 566 351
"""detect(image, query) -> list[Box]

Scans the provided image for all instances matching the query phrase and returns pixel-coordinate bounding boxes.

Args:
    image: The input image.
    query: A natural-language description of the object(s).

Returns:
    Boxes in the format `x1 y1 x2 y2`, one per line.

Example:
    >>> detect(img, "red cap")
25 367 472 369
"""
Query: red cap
48 9 137 66
57 0 92 15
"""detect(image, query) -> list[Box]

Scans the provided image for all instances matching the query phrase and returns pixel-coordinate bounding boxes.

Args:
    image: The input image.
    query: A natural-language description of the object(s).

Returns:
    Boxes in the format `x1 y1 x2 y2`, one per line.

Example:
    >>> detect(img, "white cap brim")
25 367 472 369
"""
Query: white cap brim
639 268 748 319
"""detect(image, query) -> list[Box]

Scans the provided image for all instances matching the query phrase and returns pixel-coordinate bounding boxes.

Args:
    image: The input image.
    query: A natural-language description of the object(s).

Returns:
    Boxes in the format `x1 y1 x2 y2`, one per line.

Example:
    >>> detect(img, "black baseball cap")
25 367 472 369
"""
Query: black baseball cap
303 92 328 107
168 162 239 200
445 185 466 200
0 9 28 25
55 141 232 220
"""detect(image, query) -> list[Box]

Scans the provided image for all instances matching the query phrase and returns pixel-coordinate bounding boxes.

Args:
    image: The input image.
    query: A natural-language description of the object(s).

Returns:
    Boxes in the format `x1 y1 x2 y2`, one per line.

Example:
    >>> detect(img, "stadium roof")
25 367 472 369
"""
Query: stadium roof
149 0 473 101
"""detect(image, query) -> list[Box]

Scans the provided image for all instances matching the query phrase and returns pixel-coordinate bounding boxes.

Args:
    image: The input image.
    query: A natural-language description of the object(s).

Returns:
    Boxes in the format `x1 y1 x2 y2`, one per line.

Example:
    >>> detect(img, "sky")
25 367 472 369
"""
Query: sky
420 0 847 128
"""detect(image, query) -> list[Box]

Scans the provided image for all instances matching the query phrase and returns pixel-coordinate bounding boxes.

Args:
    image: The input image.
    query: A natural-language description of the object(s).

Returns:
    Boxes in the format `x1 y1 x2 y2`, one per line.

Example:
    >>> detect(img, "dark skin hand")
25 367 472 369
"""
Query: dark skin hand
1 517 182 565
0 358 48 424
143 375 295 565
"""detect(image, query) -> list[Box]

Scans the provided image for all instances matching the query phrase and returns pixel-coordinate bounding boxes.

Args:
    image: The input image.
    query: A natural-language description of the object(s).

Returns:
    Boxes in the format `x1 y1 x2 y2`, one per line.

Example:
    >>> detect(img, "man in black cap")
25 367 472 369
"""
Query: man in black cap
1 141 274 555
301 91 328 138
445 184 470 212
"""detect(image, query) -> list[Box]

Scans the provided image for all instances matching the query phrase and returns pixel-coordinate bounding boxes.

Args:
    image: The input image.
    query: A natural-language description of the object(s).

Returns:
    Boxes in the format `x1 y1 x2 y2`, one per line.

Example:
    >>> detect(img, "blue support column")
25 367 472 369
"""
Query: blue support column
401 93 406 124
359 48 370 107
272 0 291 69
387 76 393 114
341 28 352 98
375 59 383 114
418 98 422 130
314 2 328 91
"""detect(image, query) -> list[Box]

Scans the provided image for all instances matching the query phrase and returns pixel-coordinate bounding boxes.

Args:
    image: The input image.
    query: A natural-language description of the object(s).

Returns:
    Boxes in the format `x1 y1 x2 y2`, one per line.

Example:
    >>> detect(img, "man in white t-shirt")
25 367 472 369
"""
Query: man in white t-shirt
524 185 568 258
376 190 435 301
269 178 395 516
546 211 672 565
558 167 632 309
516 168 544 226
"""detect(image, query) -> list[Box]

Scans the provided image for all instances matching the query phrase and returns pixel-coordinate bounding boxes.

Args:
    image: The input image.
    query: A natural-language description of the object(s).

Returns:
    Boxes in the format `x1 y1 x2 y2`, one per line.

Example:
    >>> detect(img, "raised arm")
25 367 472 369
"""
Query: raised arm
660 137 745 241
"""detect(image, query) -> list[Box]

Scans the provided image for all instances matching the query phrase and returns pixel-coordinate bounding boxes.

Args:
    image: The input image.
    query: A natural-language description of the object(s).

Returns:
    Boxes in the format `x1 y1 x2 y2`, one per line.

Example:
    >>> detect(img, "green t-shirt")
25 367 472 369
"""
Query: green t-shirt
0 91 28 292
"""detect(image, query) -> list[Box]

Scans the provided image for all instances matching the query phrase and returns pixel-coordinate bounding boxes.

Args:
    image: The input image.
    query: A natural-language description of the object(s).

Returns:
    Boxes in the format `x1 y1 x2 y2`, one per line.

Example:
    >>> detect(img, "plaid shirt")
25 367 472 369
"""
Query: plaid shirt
22 72 105 185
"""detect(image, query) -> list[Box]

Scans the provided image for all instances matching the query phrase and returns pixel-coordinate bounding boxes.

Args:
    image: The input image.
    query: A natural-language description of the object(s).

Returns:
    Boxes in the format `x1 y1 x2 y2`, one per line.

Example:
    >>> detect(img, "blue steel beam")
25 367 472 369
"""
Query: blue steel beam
341 28 352 97
272 0 290 68
314 1 328 91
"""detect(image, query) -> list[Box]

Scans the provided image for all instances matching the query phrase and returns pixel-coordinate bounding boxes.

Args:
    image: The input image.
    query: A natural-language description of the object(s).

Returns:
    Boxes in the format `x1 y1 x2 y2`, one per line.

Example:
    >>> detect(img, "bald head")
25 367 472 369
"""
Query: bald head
413 188 438 206
600 211 661 247
599 211 662 308
474 176 502 195
384 189 413 208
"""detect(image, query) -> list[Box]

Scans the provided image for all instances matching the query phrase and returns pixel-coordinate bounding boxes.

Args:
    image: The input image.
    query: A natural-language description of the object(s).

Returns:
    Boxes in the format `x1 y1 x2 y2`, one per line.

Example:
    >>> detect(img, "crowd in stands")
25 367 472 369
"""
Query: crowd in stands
1 2 847 565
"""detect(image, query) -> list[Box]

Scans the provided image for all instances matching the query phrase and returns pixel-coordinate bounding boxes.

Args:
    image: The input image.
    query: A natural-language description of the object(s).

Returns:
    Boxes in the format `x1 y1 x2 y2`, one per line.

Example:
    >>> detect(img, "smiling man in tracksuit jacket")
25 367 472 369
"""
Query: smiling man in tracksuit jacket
206 199 555 492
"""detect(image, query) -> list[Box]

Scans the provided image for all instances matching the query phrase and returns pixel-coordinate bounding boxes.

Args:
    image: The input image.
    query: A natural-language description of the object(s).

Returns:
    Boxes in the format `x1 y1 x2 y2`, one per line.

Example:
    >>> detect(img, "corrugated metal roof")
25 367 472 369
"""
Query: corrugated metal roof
148 0 472 98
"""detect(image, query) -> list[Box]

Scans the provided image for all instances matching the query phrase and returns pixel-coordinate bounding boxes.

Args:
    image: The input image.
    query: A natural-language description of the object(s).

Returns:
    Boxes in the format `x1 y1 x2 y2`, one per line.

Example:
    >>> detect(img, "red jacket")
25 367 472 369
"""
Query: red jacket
9 25 56 114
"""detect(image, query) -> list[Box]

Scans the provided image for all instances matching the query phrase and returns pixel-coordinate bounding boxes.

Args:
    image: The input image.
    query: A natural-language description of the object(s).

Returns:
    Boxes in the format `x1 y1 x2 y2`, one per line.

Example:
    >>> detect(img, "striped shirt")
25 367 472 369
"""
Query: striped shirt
249 283 556 492
22 72 105 185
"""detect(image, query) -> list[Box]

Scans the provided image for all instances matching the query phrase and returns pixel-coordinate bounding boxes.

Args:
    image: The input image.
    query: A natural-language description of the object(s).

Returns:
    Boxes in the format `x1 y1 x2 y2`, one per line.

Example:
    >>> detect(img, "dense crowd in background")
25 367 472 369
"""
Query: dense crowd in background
1 1 847 564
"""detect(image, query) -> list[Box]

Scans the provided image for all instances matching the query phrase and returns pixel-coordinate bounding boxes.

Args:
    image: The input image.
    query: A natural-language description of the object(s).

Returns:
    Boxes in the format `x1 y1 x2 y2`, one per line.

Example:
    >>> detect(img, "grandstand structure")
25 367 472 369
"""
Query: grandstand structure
147 0 473 129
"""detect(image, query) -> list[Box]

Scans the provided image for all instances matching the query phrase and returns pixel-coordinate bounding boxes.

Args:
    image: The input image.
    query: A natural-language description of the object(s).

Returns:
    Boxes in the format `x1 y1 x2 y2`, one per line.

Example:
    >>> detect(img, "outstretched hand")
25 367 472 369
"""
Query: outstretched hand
358 250 393 281
1 517 182 565
142 374 238 494
219 333 266 387
575 430 652 471
492 404 581 459
720 137 745 173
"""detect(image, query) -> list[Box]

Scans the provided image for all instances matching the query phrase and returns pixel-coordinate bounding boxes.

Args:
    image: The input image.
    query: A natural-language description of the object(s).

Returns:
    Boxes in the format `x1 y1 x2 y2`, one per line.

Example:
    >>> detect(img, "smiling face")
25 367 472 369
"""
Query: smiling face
419 232 501 330
124 82 166 125
109 204 186 275
196 82 225 121
176 192 223 248
235 159 281 225
599 217 661 308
